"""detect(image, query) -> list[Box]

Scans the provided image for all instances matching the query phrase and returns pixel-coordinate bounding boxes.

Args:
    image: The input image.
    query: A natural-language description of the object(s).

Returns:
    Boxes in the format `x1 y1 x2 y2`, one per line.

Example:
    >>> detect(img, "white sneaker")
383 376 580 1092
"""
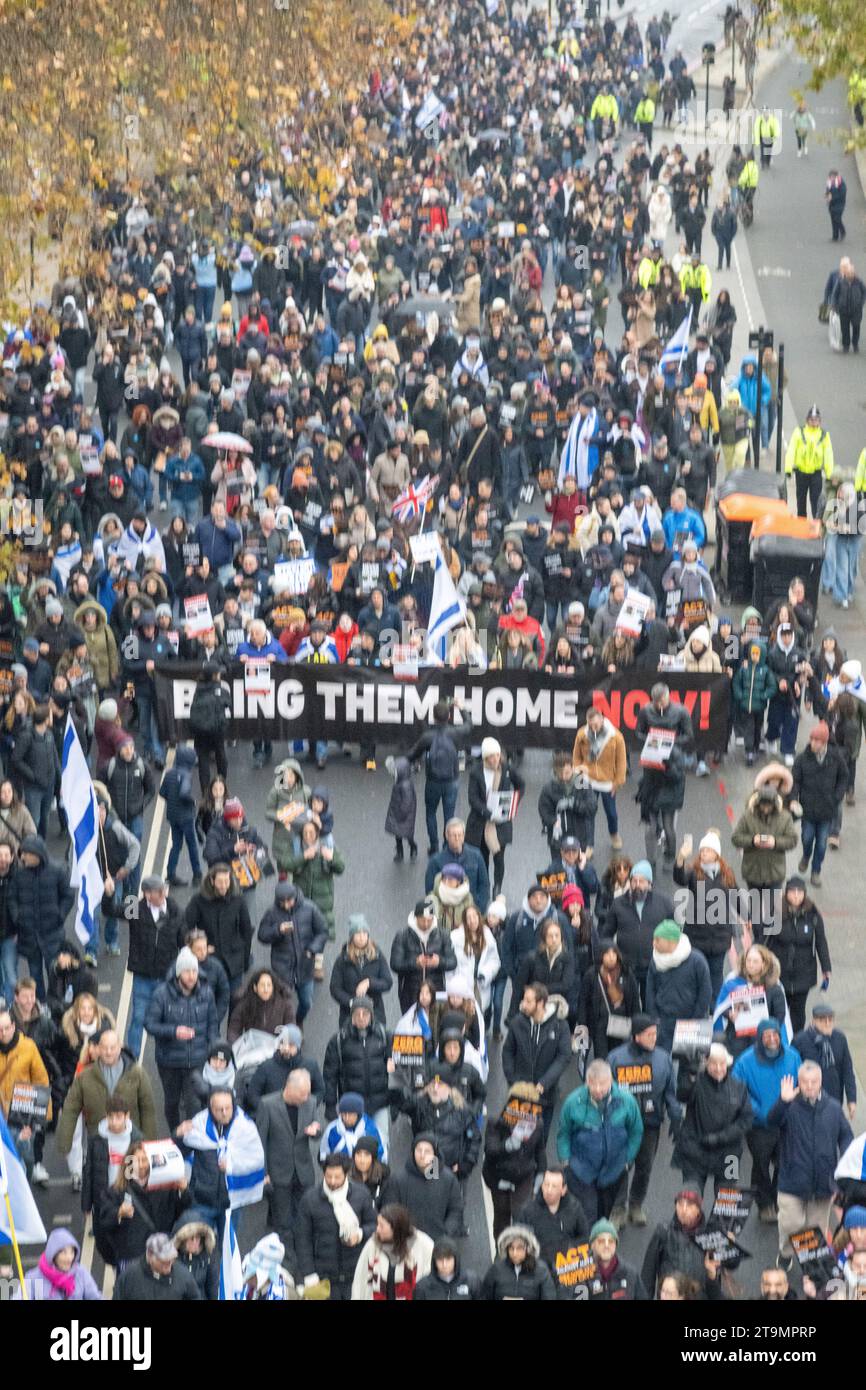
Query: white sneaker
767 740 779 754
842 599 849 609
735 736 745 747
784 754 795 767
159 499 168 512
32 1162 50 1186
696 759 710 777
71 1173 82 1192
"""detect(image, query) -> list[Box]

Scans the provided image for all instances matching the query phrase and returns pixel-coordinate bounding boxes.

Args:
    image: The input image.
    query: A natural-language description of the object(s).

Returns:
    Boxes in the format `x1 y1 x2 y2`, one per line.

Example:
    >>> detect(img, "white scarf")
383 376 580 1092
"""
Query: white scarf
323 1176 361 1241
652 934 692 973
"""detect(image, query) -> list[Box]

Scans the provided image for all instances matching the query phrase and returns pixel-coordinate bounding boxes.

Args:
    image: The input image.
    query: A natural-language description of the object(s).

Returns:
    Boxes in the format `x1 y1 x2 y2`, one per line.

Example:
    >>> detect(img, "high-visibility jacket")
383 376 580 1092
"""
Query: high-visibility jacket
590 93 619 123
754 113 780 145
679 263 712 302
635 98 656 125
848 73 866 108
854 446 866 493
638 256 661 289
558 36 579 60
784 425 834 479
738 160 759 190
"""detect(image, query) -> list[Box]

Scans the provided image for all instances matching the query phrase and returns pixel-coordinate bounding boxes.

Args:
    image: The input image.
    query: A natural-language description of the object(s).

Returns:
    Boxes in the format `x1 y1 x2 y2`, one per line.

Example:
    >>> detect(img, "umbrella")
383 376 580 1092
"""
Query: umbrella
393 296 454 322
477 127 509 142
201 431 253 453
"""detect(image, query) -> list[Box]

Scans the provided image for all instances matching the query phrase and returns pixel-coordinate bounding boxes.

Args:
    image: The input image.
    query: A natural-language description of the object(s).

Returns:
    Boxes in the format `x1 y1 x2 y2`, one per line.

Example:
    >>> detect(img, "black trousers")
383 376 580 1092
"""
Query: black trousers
830 209 846 241
621 1126 660 1206
158 1066 201 1131
489 1175 535 1241
788 991 809 1036
268 1178 306 1252
567 1172 620 1224
747 1125 781 1208
194 734 228 793
839 312 861 351
794 470 822 519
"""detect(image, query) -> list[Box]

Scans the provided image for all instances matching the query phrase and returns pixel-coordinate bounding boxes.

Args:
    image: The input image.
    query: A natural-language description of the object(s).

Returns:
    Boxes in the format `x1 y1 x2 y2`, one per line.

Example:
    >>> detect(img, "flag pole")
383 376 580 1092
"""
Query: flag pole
409 483 430 584
0 1142 28 1299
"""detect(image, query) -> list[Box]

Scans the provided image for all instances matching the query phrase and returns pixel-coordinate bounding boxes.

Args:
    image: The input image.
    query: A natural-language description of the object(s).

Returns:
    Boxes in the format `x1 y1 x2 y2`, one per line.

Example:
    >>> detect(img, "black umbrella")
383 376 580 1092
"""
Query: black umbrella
392 296 454 321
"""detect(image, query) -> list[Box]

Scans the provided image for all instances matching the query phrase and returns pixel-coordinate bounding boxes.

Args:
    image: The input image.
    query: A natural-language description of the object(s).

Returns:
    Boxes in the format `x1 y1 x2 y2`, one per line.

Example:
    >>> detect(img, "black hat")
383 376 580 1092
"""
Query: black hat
785 875 807 894
207 1041 233 1066
631 1013 659 1038
276 881 298 903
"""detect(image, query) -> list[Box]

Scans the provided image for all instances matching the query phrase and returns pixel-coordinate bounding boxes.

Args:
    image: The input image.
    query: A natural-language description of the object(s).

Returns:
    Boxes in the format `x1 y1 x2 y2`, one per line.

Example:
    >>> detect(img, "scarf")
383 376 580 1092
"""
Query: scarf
323 1176 361 1241
484 763 503 858
807 1026 837 1076
652 935 692 973
183 1106 265 1208
202 1059 237 1092
437 880 470 908
97 1116 133 1187
38 1253 76 1298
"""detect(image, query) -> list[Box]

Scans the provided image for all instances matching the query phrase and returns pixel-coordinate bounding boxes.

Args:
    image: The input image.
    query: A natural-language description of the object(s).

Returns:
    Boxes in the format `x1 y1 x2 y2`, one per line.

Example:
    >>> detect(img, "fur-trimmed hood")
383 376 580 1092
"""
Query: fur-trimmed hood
496 1224 541 1261
544 994 570 1022
754 761 794 797
74 598 109 630
172 1213 217 1255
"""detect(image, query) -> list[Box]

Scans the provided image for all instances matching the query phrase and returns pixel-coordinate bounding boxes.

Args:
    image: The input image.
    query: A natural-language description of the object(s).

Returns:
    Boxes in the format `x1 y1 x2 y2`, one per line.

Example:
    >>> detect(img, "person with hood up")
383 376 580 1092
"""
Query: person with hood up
645 919 712 1054
733 1017 803 1223
673 830 740 998
791 721 847 888
673 1041 753 1196
774 875 831 1033
171 1211 219 1300
384 754 417 863
46 938 96 1022
731 783 798 935
572 706 628 850
257 880 327 1024
264 758 310 874
608 1014 683 1227
642 1188 726 1298
322 995 394 1141
414 1236 482 1300
434 1015 486 1112
74 597 119 695
159 746 202 888
482 1082 548 1239
380 1134 465 1243
8 835 74 999
556 1058 643 1225
329 915 392 1026
320 1090 385 1163
481 1224 557 1301
23 1227 102 1301
398 1068 481 1183
390 897 457 1013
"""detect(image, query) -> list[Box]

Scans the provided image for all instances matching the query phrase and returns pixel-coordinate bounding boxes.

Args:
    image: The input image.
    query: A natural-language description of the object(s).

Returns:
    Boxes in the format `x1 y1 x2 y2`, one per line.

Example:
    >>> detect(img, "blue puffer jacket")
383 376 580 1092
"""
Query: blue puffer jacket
159 746 198 824
144 974 218 1070
556 1083 643 1186
732 1020 802 1127
768 1091 854 1200
735 354 771 420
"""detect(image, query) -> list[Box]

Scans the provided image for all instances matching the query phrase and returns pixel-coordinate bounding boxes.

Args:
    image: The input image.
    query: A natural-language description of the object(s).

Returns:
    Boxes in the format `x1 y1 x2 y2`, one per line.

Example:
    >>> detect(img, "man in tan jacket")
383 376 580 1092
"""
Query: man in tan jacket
572 707 628 850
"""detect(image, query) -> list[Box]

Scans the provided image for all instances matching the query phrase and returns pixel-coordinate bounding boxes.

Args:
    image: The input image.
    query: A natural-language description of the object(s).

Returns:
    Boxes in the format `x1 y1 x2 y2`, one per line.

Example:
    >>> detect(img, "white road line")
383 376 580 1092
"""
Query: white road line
481 1172 497 1262
81 748 174 1283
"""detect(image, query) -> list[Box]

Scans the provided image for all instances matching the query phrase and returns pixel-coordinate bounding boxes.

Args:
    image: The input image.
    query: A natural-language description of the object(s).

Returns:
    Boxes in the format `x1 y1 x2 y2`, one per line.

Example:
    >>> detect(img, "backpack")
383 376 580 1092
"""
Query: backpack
188 684 226 737
427 727 459 782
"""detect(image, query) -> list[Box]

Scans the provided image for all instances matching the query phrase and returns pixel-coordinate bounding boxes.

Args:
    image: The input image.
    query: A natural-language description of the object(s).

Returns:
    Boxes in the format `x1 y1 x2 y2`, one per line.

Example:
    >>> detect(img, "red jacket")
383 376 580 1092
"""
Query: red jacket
498 613 546 665
333 621 359 662
545 489 584 533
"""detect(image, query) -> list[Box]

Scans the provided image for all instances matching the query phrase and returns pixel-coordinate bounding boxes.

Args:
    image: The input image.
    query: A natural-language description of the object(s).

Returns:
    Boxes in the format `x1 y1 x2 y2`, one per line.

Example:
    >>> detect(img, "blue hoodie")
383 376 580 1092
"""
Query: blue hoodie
735 353 771 420
732 1018 801 1127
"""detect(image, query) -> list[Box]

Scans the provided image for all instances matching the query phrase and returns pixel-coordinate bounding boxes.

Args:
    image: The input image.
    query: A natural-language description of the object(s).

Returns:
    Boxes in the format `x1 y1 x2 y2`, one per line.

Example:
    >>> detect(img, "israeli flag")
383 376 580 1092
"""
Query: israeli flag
219 1210 244 1300
427 548 466 660
60 715 103 946
660 305 693 372
0 1112 47 1245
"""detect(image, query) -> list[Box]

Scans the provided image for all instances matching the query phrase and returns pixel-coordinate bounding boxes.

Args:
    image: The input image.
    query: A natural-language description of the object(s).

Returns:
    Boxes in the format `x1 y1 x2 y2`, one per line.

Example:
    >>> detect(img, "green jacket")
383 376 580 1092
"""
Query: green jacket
56 1053 157 1153
285 844 345 933
265 759 311 870
731 792 798 886
556 1083 643 1186
732 644 777 714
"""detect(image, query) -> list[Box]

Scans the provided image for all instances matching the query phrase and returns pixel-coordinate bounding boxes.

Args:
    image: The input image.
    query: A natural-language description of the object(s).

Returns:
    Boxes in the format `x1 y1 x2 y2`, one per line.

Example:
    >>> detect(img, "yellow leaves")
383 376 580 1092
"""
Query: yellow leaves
246 85 261 101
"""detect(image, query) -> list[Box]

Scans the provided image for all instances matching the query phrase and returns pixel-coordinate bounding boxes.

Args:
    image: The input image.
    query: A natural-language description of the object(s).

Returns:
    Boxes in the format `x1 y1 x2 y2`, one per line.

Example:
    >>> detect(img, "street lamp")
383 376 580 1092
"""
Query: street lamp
702 42 716 134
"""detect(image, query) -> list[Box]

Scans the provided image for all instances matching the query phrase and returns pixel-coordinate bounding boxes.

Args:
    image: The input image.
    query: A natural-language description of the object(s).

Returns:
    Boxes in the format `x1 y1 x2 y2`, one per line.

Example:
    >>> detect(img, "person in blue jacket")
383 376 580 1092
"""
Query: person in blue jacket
732 1017 801 1223
193 501 242 586
662 485 707 552
237 618 288 769
735 353 771 449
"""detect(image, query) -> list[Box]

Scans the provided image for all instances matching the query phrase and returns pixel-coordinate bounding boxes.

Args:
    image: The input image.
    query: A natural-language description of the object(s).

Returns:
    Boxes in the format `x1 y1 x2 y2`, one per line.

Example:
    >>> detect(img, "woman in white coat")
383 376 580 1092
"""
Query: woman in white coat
648 185 673 247
351 1206 434 1301
447 904 501 1019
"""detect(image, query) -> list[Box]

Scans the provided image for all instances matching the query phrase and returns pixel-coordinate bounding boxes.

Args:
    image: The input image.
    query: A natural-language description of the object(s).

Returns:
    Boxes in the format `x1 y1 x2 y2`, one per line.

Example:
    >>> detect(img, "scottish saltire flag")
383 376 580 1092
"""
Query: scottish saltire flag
557 405 598 488
60 715 103 946
0 1112 47 1245
660 305 693 372
219 1210 244 1301
427 548 466 659
392 474 438 524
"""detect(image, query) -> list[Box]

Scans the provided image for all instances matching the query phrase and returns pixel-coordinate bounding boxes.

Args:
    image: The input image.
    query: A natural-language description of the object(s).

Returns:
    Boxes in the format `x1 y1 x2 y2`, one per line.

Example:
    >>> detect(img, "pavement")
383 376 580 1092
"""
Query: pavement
21 16 866 1299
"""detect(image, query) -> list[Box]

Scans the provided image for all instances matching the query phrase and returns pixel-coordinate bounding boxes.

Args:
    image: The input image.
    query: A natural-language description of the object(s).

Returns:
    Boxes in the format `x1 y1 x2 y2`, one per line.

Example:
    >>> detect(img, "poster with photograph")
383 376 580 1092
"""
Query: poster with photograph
183 593 214 636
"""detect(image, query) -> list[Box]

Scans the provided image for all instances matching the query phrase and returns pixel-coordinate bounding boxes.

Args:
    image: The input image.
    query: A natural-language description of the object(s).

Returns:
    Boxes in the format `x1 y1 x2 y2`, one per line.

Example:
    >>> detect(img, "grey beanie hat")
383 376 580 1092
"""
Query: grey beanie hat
347 914 370 941
98 698 118 720
175 947 199 977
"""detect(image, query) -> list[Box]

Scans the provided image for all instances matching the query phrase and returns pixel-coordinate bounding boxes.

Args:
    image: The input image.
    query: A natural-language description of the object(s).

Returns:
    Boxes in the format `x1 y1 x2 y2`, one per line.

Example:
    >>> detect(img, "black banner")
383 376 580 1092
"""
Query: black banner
154 664 729 753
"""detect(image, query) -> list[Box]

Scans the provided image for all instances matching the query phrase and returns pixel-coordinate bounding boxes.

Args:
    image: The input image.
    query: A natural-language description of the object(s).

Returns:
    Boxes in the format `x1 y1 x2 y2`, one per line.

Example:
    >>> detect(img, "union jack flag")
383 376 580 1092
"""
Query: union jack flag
391 473 438 524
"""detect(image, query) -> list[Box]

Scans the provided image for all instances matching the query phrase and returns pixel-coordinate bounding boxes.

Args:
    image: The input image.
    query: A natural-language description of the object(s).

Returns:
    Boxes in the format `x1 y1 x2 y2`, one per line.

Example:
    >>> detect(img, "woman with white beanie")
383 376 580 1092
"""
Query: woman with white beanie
673 828 741 998
466 738 525 898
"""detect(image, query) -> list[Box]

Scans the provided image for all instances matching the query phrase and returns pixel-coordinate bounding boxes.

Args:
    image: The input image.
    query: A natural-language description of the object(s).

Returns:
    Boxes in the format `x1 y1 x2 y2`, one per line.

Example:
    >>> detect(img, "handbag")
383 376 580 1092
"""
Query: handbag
818 301 830 324
605 1014 632 1040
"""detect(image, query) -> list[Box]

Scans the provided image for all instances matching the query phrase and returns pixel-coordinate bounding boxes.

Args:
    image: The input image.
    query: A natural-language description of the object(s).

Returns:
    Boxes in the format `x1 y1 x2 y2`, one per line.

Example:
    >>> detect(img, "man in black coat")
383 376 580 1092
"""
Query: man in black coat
517 1165 589 1274
8 835 74 1001
791 722 847 888
792 1003 857 1118
126 875 185 1059
294 1152 375 1299
245 1024 325 1112
502 983 571 1141
602 861 674 1004
114 1232 201 1302
185 863 254 995
257 881 327 1025
322 996 393 1135
380 1134 465 1241
389 899 457 1013
144 948 218 1130
256 1068 322 1252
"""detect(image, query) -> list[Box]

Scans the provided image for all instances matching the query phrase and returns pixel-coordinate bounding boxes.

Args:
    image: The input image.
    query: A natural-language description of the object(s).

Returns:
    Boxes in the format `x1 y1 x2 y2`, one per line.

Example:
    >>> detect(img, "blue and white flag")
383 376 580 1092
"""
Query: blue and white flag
60 715 103 946
219 1210 244 1301
557 405 598 489
0 1112 47 1245
183 1107 265 1209
427 548 466 659
660 306 693 373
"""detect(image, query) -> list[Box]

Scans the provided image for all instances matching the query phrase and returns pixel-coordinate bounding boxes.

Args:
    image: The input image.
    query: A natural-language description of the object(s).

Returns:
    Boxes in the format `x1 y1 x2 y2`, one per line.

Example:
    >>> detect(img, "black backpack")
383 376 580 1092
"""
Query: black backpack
188 684 226 738
427 727 459 782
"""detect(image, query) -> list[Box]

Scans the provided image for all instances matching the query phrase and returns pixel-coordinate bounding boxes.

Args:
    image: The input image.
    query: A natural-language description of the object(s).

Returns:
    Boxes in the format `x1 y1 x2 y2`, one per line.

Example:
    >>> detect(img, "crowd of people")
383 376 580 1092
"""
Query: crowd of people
0 0 865 1305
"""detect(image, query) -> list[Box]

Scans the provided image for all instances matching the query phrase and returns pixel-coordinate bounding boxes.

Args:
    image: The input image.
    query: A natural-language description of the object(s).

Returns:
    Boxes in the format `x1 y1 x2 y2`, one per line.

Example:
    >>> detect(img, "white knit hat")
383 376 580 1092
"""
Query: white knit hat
487 895 507 922
175 947 199 977
699 831 721 858
481 737 501 760
841 659 862 682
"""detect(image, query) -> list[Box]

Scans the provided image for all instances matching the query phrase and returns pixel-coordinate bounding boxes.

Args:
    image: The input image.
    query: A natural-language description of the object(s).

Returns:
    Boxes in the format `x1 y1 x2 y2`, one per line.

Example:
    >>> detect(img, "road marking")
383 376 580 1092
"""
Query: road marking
732 240 755 332
481 1170 497 1261
80 748 174 1286
756 266 791 278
